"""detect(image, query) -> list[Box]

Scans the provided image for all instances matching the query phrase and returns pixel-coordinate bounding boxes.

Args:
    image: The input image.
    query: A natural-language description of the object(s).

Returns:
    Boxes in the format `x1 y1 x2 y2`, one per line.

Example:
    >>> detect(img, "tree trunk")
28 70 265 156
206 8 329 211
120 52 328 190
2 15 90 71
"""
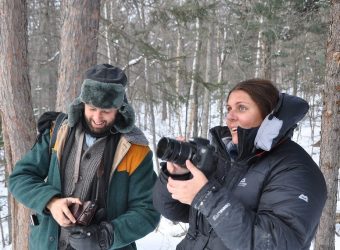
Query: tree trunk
175 27 184 136
103 1 112 64
314 1 340 249
255 14 272 80
0 1 36 249
187 17 202 139
56 0 100 111
29 0 59 115
216 12 228 126
255 16 264 78
261 35 271 80
144 58 158 168
201 22 213 138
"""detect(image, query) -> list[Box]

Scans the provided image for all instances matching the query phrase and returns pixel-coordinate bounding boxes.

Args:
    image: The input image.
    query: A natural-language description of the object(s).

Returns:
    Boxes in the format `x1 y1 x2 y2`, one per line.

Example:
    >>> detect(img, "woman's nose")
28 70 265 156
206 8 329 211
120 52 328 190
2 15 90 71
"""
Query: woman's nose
226 110 237 121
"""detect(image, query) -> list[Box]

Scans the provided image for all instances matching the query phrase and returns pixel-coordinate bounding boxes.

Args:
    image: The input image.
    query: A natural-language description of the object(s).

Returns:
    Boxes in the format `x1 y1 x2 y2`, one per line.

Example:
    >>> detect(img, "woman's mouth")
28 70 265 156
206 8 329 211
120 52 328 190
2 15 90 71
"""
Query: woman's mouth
231 127 237 133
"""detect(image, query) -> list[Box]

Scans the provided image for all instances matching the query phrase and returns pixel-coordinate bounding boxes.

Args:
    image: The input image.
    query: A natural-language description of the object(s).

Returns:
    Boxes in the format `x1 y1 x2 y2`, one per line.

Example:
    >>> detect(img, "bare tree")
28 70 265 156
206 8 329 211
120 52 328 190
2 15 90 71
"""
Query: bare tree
187 16 202 139
201 21 213 138
56 0 101 111
0 1 36 249
216 8 229 126
28 0 60 115
314 0 340 249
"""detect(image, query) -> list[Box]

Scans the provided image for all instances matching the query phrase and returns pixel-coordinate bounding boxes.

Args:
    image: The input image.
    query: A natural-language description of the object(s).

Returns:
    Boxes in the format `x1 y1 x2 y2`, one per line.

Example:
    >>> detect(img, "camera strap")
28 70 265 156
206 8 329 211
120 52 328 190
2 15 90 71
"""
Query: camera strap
94 158 105 203
95 132 121 210
71 131 85 193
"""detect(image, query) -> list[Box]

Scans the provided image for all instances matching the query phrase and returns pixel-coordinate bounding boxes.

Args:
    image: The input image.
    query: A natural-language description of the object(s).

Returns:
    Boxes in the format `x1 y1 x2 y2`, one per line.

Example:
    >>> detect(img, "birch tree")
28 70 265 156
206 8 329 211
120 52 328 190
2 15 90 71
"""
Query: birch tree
201 21 213 138
187 16 202 139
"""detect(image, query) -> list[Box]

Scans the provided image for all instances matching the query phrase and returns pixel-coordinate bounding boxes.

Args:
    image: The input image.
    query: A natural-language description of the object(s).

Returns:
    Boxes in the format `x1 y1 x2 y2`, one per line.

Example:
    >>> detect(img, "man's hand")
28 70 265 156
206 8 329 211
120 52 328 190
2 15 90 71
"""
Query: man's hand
46 197 82 227
167 160 208 205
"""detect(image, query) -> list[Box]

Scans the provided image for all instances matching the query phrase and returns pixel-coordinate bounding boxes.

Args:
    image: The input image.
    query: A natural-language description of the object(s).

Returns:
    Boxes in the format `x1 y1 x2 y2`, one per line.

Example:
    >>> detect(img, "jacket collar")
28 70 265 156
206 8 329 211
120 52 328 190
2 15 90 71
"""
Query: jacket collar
254 93 308 151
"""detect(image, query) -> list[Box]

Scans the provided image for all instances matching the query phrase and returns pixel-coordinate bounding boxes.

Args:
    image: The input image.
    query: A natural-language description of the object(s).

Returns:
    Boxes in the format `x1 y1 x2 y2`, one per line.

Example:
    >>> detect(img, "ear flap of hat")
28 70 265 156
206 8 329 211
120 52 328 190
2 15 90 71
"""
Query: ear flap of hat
113 103 135 133
68 97 84 127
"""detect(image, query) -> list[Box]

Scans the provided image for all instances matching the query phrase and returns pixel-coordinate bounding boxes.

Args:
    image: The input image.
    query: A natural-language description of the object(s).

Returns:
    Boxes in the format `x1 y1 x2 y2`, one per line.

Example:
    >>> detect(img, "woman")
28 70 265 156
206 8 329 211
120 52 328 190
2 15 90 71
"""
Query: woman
153 79 327 250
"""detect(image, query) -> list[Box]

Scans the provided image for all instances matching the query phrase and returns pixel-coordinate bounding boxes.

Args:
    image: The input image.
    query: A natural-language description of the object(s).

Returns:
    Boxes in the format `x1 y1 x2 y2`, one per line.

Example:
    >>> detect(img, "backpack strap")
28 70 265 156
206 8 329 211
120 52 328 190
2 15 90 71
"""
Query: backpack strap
49 112 68 154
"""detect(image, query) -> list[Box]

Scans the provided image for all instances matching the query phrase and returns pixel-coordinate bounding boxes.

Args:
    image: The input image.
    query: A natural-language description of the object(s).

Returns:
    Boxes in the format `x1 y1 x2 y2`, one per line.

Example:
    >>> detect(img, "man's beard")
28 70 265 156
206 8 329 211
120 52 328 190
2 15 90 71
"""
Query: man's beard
83 117 115 137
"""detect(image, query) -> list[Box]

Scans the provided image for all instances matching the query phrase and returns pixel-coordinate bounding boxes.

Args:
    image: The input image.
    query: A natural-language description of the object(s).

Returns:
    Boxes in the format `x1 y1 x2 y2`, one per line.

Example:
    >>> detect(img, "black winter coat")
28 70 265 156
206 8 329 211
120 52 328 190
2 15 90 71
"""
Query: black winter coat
153 94 327 250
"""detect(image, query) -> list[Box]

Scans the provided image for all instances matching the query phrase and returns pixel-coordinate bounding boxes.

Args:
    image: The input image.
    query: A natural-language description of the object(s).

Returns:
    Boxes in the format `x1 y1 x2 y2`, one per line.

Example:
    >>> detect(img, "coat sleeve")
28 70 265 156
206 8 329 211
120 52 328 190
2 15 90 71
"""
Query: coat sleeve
8 130 62 215
152 164 191 223
110 150 161 249
191 153 327 250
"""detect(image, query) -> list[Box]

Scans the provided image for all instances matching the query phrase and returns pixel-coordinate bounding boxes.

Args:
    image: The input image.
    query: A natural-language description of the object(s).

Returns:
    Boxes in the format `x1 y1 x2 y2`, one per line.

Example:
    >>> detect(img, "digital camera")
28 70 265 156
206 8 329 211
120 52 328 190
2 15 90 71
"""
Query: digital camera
156 137 219 177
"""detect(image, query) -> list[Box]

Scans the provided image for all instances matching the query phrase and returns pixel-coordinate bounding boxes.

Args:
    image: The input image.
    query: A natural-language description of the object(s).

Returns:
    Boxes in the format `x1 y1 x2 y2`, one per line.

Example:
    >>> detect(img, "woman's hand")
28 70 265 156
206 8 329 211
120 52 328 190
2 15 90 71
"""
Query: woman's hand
166 135 190 175
166 161 190 175
167 160 208 205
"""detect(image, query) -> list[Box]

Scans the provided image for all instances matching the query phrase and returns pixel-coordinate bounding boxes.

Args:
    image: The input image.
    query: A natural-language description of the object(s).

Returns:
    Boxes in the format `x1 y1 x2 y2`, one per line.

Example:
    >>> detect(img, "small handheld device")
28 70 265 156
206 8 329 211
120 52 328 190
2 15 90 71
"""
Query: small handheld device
30 214 39 226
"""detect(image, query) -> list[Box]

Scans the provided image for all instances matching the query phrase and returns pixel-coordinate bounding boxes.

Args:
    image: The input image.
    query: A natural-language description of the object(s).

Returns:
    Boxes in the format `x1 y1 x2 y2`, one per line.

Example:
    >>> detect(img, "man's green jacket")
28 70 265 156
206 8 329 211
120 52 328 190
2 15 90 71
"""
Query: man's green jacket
9 122 160 250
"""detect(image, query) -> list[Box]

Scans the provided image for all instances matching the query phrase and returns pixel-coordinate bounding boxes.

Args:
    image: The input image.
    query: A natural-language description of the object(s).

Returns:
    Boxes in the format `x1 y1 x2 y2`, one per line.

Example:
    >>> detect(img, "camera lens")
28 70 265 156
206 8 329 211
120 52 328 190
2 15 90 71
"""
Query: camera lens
156 137 196 166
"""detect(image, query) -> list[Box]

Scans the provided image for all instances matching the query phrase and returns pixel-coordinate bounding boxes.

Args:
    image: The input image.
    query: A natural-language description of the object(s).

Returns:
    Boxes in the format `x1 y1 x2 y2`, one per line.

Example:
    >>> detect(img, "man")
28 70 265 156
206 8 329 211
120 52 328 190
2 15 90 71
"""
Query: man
9 64 160 250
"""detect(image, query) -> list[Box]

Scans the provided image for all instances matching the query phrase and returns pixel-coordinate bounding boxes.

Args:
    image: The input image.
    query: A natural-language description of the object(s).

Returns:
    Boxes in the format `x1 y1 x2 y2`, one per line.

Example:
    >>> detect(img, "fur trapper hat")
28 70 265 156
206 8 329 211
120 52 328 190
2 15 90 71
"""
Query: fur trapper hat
68 64 135 133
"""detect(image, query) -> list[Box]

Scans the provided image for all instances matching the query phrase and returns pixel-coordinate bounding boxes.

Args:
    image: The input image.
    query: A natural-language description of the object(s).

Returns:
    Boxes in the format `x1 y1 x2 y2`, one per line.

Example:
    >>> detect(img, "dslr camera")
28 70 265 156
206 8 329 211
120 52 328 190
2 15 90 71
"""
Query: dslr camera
156 137 219 177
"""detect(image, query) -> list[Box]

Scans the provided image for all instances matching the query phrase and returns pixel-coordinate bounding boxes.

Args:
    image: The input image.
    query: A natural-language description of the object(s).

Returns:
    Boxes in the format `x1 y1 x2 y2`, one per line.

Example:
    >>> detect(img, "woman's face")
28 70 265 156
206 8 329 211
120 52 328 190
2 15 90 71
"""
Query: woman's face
226 90 263 144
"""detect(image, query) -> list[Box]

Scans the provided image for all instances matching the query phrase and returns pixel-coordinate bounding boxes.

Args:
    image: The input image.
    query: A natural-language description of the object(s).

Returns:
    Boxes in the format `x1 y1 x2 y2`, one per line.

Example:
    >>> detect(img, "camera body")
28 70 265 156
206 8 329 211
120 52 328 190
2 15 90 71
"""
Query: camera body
156 137 219 177
69 200 97 226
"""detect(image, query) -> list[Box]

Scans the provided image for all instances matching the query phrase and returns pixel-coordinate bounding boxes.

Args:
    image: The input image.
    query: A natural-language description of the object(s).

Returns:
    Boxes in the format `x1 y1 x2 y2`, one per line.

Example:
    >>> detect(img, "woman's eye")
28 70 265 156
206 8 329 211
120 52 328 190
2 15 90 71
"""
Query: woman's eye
238 105 247 112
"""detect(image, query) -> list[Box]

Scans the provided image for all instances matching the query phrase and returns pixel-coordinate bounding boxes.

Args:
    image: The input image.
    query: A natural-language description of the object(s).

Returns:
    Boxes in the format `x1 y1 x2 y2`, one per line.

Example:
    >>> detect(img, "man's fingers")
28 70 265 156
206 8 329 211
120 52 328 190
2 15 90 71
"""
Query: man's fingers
63 207 76 224
66 197 82 205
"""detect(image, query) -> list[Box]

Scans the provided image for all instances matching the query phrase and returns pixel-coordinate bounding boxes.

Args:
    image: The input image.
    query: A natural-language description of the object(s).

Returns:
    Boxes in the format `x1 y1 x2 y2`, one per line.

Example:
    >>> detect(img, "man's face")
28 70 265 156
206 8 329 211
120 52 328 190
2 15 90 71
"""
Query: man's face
84 103 118 134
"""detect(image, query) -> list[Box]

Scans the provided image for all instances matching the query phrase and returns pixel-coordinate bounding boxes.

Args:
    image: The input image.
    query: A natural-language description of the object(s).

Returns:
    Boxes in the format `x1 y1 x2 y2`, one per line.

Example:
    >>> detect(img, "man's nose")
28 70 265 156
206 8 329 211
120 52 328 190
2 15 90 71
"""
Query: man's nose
93 111 102 121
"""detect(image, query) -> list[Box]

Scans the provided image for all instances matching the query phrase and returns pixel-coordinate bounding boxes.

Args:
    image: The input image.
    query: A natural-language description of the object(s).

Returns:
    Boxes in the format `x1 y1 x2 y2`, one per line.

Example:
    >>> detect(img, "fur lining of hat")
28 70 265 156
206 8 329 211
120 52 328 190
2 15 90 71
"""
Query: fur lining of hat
80 79 125 109
113 103 135 133
68 97 84 127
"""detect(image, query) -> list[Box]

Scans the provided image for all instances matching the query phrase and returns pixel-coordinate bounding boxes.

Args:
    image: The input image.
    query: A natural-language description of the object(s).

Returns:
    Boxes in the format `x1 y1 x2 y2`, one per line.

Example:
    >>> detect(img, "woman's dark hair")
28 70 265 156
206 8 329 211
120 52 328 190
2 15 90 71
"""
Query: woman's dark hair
227 79 280 119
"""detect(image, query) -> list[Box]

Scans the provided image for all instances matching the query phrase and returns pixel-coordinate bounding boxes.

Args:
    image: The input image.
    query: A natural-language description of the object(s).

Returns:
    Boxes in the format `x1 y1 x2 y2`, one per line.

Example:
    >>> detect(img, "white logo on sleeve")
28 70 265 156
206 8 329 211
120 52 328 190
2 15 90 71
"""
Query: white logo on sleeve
298 194 308 203
238 178 247 187
212 203 231 221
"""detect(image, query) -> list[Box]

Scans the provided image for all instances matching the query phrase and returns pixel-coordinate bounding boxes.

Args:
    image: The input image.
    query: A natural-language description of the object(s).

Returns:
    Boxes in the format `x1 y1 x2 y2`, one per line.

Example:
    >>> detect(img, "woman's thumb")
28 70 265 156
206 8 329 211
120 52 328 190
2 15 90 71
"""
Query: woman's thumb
186 160 199 174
